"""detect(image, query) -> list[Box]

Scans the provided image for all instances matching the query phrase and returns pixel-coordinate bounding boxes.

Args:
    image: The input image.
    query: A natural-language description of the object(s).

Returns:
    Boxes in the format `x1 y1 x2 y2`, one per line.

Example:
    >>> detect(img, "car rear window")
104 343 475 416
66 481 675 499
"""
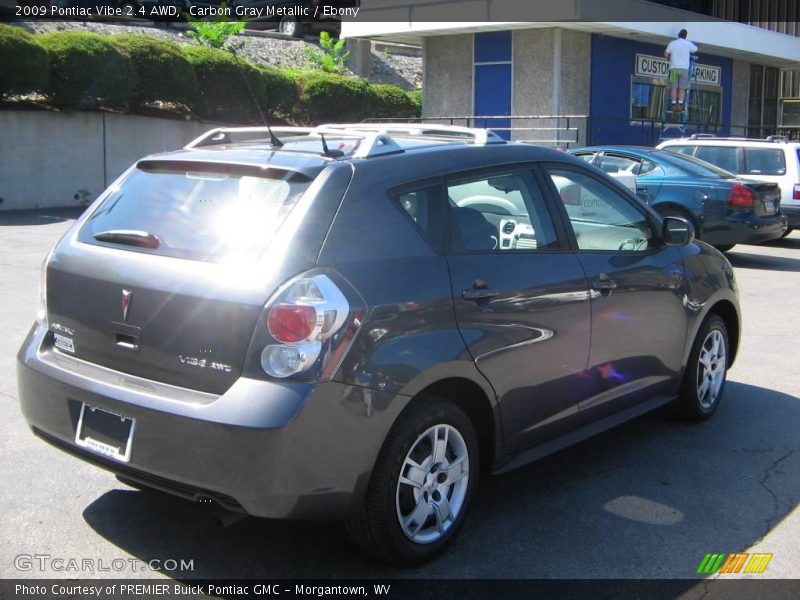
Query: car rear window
657 150 736 179
78 161 312 262
743 148 786 175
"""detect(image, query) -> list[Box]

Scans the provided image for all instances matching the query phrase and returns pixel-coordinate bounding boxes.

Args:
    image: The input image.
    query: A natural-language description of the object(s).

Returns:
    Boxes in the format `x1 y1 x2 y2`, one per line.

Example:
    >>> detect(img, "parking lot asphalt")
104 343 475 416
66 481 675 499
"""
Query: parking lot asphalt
1 209 799 584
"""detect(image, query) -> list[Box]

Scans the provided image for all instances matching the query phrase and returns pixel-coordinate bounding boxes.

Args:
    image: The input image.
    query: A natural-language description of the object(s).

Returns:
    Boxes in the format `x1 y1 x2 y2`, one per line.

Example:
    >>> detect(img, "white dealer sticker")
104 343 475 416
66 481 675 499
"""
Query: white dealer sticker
54 333 75 353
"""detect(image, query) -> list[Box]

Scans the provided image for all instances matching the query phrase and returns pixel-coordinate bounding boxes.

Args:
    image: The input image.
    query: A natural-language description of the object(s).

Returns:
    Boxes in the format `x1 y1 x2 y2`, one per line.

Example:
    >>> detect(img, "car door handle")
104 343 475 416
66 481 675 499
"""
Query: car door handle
462 288 500 301
591 278 618 291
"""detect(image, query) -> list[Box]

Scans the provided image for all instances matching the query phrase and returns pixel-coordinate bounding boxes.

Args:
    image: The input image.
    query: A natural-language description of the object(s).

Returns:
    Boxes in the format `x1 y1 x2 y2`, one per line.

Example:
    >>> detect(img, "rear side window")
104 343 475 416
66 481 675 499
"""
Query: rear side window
79 162 312 262
598 154 640 175
664 145 695 157
744 148 786 175
393 185 445 251
695 146 738 173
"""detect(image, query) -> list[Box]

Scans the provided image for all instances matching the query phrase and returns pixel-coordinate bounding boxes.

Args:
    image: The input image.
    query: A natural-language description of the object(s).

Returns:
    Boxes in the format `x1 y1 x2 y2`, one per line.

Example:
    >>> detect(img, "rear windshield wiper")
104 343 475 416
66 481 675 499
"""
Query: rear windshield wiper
94 229 161 249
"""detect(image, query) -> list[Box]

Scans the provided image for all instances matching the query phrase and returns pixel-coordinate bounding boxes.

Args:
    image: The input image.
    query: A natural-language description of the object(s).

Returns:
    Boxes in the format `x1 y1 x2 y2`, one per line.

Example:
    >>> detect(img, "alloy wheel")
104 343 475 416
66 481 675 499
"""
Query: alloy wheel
396 424 470 544
696 329 726 410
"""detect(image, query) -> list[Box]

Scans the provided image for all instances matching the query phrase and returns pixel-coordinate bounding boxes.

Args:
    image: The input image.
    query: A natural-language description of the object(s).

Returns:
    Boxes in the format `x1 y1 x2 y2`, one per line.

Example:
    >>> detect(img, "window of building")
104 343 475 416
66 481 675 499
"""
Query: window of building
631 80 721 127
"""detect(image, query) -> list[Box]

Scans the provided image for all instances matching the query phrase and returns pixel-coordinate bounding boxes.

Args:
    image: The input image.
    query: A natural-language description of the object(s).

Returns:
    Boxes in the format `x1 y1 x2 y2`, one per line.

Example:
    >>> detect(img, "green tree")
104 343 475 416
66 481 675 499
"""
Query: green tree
304 31 350 74
187 11 247 55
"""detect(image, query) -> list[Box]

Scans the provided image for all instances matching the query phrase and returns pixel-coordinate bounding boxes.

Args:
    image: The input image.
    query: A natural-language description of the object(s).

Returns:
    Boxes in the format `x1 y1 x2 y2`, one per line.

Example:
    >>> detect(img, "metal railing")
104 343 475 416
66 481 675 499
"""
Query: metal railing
363 115 800 147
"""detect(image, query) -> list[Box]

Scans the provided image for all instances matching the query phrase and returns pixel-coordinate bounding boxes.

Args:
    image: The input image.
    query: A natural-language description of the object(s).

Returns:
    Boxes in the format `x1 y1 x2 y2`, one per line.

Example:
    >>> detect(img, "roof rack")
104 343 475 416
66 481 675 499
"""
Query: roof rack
315 123 507 145
684 133 792 143
183 123 506 159
184 127 315 150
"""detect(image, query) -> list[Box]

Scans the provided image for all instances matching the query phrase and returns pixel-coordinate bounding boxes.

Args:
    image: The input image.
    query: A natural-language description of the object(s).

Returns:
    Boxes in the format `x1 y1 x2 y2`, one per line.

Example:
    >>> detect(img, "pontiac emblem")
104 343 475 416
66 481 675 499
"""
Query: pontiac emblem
121 289 132 321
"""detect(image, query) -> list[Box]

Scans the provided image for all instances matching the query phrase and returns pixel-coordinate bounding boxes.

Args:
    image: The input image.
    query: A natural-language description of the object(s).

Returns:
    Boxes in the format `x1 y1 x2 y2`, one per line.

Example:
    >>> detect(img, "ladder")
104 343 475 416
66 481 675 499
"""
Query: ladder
660 54 697 140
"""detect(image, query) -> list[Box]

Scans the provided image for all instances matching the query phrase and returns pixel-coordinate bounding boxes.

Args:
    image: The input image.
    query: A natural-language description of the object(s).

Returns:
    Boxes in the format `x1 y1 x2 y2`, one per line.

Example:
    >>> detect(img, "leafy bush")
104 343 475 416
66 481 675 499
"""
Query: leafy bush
187 19 247 54
369 83 419 119
38 31 134 110
296 71 373 123
111 34 198 110
258 65 299 119
0 24 50 97
181 44 267 122
407 89 422 115
304 31 350 74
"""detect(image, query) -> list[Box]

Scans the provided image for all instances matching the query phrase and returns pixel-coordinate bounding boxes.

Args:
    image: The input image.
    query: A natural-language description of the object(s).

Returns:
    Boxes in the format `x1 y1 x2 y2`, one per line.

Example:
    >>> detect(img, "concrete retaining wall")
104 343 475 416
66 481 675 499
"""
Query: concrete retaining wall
0 110 226 211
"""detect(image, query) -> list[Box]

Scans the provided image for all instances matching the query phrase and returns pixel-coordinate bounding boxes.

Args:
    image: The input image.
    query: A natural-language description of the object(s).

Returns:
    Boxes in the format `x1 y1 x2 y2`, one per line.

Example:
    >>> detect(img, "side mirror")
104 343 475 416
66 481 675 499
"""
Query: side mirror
662 216 695 246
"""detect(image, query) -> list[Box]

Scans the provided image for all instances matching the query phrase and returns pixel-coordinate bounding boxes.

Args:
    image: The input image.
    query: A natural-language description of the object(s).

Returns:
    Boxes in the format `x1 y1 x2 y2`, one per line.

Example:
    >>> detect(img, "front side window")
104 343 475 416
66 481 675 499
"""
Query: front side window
545 166 655 252
446 171 559 253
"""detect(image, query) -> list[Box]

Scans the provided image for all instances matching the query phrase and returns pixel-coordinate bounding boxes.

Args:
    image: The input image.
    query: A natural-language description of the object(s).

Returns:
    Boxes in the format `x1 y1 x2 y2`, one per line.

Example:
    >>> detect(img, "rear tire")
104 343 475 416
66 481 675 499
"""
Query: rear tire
713 244 735 253
673 313 729 421
346 399 479 566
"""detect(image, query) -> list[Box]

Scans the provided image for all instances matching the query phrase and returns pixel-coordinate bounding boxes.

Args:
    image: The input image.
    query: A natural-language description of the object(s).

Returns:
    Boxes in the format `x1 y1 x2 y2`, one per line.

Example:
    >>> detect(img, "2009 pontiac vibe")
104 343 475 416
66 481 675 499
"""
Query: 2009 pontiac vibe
18 124 740 565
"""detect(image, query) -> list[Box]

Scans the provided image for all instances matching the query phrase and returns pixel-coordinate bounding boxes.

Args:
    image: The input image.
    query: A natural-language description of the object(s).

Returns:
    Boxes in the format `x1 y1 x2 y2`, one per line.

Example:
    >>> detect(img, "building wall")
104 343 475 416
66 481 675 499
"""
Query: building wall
422 34 473 118
0 111 224 211
589 34 733 145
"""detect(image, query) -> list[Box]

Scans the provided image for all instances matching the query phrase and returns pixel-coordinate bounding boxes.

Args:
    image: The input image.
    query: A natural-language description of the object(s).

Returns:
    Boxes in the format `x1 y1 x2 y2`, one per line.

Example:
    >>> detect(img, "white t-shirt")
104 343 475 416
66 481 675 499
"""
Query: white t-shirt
665 38 698 70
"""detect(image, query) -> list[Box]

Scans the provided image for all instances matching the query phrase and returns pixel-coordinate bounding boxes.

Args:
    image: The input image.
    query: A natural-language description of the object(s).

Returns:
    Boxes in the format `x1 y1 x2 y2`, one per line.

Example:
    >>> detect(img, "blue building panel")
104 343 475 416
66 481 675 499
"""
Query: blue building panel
589 34 733 145
474 63 512 140
474 31 513 63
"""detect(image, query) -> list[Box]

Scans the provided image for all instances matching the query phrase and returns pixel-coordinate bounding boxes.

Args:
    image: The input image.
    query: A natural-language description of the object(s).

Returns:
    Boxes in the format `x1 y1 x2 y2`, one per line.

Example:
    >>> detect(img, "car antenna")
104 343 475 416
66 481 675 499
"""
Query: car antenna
266 122 284 148
319 133 344 158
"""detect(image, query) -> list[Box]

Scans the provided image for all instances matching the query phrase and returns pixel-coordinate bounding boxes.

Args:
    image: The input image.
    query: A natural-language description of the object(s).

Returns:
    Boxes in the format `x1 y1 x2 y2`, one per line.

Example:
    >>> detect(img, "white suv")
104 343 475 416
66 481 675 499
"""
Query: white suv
657 135 800 232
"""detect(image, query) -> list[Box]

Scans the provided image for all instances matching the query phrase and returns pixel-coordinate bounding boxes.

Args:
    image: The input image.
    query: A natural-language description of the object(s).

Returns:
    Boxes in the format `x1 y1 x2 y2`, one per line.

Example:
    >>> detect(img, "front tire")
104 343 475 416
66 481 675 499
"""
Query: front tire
673 313 729 421
346 399 479 565
279 17 304 38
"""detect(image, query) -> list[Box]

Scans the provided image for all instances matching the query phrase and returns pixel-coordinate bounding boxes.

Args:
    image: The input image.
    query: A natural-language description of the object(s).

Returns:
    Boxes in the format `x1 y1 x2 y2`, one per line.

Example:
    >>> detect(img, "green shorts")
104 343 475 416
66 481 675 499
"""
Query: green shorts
669 68 690 90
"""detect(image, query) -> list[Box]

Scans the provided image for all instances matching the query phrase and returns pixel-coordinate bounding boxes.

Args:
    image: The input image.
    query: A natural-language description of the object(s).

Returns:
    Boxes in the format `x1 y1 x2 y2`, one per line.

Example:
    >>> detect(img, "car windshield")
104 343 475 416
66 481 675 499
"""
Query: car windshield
78 162 312 263
657 149 737 179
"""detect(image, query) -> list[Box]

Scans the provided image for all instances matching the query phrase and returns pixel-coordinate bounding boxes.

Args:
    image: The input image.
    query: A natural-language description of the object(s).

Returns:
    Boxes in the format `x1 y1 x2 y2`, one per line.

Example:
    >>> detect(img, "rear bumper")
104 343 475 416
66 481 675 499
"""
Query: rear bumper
780 205 800 229
17 323 405 520
703 212 787 247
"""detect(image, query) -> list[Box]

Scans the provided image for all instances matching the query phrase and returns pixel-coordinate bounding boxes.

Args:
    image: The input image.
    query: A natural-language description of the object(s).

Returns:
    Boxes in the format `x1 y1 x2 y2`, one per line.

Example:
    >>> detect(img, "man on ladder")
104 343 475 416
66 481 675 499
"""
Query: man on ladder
660 29 698 139
665 29 698 111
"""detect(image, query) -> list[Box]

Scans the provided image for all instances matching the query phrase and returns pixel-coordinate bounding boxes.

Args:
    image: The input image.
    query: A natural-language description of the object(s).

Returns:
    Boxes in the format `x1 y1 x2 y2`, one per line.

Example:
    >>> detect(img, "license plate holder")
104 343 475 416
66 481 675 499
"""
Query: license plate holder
75 403 135 463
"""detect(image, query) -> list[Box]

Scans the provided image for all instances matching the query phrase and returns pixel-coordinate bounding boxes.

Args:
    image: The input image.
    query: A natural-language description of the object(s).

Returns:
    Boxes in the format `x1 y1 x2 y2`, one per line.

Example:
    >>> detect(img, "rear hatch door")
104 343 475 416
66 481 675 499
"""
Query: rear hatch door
45 158 348 394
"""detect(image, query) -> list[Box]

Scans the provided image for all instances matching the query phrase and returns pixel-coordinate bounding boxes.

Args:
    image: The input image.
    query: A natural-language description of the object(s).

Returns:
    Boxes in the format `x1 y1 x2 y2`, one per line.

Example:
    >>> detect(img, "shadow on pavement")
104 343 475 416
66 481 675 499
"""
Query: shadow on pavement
0 207 86 226
726 251 800 272
81 381 800 580
762 236 800 251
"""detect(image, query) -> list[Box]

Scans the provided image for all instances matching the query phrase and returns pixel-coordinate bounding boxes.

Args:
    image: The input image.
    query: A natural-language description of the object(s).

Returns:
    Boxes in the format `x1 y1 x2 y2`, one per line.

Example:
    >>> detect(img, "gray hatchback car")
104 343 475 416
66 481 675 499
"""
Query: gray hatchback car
18 123 740 565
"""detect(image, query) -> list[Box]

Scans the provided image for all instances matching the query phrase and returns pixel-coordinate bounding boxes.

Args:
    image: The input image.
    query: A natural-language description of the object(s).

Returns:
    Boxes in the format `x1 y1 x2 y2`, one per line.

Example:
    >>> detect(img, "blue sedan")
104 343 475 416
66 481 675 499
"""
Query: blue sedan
568 146 787 251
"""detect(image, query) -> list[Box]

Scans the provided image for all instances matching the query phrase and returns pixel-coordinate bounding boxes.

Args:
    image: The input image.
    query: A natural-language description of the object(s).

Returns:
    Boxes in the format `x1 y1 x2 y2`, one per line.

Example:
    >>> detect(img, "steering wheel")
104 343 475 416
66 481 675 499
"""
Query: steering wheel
618 238 649 251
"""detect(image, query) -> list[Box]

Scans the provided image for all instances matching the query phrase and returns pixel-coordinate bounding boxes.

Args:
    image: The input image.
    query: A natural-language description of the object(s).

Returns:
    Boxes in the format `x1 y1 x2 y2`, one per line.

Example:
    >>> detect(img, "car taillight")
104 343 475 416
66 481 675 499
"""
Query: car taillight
35 250 53 327
794 184 800 200
259 272 364 380
727 184 754 208
268 304 317 343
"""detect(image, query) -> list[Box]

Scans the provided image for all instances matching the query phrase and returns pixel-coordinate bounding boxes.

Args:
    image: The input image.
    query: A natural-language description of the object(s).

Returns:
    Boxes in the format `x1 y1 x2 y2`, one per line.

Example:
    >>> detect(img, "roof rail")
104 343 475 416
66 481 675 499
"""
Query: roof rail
688 133 716 139
184 126 315 149
316 123 507 145
183 122 506 159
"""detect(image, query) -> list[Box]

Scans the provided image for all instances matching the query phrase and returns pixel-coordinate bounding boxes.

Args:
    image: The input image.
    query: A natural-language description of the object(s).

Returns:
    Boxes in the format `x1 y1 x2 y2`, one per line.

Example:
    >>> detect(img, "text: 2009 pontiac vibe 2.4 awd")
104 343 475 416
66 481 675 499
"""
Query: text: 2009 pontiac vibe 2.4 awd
18 124 740 565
